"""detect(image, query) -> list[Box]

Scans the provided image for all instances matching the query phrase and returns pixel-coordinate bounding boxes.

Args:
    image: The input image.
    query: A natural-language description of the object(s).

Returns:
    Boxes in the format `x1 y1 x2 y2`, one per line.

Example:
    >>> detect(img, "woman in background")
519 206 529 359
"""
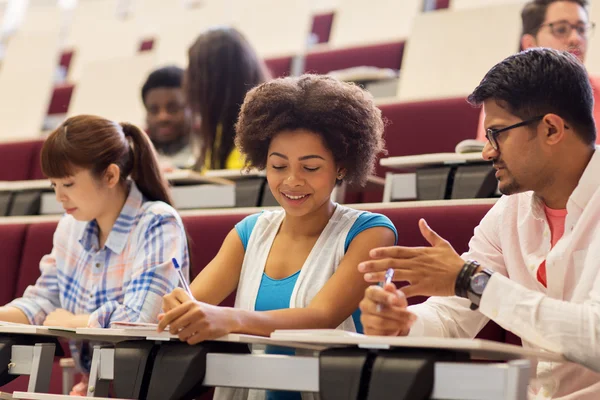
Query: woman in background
186 27 270 171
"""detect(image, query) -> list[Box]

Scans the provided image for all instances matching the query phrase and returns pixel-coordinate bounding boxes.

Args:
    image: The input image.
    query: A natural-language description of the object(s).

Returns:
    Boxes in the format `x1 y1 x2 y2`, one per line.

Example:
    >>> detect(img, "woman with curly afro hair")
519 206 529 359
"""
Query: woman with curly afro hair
159 75 398 399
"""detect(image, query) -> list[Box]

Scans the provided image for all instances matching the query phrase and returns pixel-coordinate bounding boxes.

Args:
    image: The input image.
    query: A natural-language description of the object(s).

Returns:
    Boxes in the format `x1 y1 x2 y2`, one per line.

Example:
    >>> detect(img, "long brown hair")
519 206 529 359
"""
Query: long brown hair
41 115 174 206
186 27 270 170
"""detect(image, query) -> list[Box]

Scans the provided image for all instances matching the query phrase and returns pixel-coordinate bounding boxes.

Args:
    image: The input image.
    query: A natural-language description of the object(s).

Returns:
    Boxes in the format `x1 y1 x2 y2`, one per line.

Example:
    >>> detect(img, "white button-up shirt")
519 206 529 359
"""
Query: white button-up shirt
408 150 600 399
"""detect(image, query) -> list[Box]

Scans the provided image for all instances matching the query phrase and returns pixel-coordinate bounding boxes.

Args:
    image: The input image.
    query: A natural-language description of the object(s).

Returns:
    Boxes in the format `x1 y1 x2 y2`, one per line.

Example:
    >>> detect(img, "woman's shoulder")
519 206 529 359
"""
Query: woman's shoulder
137 200 184 227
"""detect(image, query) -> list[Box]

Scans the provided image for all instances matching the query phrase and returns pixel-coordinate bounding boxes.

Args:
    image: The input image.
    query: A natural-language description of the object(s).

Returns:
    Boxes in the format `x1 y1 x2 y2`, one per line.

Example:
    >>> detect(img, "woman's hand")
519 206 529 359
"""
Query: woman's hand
158 289 239 345
43 309 90 328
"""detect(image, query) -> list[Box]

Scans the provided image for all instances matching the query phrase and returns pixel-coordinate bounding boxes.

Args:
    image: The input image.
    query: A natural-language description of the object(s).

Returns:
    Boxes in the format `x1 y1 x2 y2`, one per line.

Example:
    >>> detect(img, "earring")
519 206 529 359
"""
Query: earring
337 174 344 180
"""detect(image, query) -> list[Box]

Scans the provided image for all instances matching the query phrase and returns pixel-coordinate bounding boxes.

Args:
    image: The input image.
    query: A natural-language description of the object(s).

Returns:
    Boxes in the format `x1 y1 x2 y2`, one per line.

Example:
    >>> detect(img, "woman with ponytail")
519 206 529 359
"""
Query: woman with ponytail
0 115 190 395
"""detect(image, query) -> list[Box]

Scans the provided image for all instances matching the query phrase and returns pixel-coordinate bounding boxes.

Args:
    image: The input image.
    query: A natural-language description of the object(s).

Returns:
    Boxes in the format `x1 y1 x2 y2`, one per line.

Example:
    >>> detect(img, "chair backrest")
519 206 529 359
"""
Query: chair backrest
329 0 423 48
234 0 313 58
378 97 481 171
397 4 522 102
0 31 60 141
304 41 405 75
0 224 28 304
182 212 251 307
16 221 57 298
28 139 46 180
68 53 156 128
0 140 41 181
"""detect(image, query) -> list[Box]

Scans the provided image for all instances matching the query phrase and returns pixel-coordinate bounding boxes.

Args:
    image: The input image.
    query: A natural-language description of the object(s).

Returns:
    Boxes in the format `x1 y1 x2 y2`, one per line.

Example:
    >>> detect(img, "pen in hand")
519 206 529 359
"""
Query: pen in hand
376 268 395 313
172 257 193 298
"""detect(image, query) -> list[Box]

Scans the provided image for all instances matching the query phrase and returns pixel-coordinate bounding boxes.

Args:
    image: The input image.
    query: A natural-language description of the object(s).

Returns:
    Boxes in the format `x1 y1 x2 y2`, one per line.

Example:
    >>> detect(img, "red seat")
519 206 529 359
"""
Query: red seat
0 141 40 181
311 12 334 44
0 224 27 304
264 56 292 78
354 97 481 203
48 84 75 116
28 139 45 180
304 41 404 75
16 222 57 298
139 38 154 52
182 213 250 307
380 97 480 162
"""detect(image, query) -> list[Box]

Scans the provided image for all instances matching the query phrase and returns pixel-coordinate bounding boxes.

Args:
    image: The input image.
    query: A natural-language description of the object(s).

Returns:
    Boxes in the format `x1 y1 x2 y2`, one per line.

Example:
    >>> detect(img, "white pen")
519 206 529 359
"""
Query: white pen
376 268 395 313
172 257 193 297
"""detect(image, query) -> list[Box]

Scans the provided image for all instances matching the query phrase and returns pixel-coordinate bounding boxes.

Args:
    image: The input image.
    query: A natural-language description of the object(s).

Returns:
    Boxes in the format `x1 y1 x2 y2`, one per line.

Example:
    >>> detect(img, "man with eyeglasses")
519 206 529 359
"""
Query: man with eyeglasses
475 0 600 144
359 48 599 399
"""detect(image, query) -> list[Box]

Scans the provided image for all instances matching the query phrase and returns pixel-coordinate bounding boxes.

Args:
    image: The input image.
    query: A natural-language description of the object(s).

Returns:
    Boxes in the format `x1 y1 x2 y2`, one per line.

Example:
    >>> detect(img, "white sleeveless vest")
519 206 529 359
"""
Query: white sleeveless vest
214 204 363 400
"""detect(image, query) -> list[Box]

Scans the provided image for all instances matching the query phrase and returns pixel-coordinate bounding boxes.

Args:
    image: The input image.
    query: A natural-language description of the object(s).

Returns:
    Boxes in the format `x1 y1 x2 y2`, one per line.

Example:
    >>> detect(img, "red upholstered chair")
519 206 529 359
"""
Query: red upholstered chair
304 41 405 75
48 84 75 116
0 224 27 305
28 139 46 180
436 0 450 9
369 203 505 342
351 97 481 203
16 222 57 298
139 38 154 52
182 213 251 307
264 56 293 78
0 141 39 181
311 12 334 44
1 221 64 395
379 97 481 169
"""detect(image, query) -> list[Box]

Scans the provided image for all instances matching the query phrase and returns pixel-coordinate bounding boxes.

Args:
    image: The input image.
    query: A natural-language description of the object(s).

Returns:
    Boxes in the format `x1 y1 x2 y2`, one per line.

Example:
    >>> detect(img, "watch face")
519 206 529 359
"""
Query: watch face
471 273 489 295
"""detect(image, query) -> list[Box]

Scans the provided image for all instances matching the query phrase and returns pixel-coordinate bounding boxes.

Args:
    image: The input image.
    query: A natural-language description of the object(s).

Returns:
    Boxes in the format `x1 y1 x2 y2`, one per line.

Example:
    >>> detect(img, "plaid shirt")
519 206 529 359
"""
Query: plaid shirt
8 181 190 328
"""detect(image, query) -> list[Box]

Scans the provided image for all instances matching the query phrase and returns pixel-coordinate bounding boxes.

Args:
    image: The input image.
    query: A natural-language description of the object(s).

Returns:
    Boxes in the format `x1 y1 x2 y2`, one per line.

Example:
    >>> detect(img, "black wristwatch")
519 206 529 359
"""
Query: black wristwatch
466 268 494 310
455 260 494 310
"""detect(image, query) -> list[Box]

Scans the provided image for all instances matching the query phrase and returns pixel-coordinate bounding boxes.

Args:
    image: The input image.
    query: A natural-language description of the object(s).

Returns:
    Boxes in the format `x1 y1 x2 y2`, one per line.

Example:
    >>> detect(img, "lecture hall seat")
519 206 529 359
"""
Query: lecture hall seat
304 41 405 75
0 141 40 181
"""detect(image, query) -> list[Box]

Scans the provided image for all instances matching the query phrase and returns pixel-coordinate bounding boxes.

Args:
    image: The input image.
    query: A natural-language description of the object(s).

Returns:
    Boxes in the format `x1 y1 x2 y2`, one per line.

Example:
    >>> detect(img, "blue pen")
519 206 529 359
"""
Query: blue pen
376 268 395 312
172 258 193 298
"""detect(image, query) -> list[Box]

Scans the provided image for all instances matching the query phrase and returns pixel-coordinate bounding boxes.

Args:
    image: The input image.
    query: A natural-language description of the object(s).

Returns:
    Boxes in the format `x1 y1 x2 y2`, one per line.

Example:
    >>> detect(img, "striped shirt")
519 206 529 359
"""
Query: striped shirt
7 181 190 328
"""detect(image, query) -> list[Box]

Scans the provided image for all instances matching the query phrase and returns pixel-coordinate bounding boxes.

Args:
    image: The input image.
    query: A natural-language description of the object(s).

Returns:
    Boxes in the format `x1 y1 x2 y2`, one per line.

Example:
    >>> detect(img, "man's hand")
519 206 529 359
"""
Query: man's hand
358 219 465 298
360 283 416 336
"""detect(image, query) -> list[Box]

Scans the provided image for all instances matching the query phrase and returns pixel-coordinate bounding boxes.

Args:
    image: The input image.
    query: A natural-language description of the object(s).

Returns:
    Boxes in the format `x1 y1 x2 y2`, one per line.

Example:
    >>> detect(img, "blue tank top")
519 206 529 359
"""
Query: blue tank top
236 211 397 400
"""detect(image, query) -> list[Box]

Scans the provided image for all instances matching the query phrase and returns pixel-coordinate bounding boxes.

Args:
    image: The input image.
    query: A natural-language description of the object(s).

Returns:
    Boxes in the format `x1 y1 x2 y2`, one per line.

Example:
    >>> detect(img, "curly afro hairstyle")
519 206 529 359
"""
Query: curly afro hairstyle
235 74 386 186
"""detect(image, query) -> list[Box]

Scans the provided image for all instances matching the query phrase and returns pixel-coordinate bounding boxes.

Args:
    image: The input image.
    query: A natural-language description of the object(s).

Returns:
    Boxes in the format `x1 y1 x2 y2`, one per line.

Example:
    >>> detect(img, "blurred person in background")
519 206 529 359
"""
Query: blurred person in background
141 66 194 170
186 27 270 172
475 0 600 143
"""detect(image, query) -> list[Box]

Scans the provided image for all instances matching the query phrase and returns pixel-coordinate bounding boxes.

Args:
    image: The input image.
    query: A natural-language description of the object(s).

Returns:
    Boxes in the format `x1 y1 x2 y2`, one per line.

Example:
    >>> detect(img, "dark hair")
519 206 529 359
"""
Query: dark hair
235 74 386 186
468 48 596 145
41 115 175 206
141 66 184 105
522 0 589 36
186 27 270 170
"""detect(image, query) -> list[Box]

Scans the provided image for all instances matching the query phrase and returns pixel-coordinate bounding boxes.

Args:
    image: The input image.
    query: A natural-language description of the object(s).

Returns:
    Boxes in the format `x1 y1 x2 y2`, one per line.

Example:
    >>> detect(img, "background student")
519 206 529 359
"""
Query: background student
141 65 194 169
186 27 270 171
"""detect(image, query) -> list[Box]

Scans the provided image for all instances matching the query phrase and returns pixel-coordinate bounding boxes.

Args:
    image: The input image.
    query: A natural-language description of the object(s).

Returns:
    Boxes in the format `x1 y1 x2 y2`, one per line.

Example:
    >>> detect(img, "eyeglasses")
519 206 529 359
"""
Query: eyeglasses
539 20 596 39
485 116 544 151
